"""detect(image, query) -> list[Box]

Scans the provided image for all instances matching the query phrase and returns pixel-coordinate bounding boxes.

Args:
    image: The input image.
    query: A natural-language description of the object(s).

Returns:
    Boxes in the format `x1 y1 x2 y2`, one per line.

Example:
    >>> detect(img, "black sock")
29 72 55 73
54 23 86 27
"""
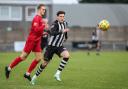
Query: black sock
58 58 69 71
35 64 45 76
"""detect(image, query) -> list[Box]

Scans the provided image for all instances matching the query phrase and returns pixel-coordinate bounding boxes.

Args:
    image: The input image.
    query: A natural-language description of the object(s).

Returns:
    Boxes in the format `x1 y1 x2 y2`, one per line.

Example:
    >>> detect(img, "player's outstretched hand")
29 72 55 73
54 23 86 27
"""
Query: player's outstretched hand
43 18 49 29
43 19 48 24
45 24 49 30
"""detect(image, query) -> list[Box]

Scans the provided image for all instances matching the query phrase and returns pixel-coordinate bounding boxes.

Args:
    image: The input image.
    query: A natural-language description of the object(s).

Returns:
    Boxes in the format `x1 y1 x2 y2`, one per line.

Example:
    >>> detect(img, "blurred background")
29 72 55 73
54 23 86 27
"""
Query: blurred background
0 0 128 52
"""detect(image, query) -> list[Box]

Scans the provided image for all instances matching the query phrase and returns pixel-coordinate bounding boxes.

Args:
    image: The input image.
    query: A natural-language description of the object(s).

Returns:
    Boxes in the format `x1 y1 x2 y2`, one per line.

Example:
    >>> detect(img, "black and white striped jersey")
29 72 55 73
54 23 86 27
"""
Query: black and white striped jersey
48 20 68 47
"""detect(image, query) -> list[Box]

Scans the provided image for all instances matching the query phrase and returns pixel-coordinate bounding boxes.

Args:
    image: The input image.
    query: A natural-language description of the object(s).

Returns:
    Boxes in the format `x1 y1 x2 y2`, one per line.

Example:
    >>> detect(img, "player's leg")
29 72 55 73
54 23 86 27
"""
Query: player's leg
54 47 70 81
87 41 93 55
96 41 101 55
24 40 42 81
34 46 53 76
5 51 29 79
24 52 42 81
31 60 49 85
6 39 35 72
31 46 53 85
87 44 92 55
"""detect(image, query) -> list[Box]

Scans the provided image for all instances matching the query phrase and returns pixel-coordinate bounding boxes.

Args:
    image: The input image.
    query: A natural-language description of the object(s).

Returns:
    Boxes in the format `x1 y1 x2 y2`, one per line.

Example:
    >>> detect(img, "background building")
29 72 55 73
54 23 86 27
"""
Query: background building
0 0 128 51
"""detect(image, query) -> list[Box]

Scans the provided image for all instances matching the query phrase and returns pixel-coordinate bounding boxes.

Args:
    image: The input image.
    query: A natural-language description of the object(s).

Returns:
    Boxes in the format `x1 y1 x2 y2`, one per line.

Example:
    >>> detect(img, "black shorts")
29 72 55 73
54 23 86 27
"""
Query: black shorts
91 40 98 44
88 40 99 48
41 36 48 50
44 46 67 61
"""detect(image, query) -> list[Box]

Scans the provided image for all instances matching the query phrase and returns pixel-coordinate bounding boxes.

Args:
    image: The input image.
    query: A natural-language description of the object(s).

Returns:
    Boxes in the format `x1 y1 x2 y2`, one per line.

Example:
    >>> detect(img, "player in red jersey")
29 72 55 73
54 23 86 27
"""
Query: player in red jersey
5 4 48 81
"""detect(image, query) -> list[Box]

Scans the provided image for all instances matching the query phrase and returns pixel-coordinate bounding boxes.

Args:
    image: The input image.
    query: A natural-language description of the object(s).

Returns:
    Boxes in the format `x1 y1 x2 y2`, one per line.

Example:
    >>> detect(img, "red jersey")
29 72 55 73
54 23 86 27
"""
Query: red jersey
27 15 45 41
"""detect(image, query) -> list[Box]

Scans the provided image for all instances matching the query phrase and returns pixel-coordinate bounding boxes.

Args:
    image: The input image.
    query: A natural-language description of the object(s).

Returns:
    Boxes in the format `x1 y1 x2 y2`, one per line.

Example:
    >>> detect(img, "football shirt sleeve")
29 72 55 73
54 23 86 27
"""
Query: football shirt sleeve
32 16 45 33
50 23 62 35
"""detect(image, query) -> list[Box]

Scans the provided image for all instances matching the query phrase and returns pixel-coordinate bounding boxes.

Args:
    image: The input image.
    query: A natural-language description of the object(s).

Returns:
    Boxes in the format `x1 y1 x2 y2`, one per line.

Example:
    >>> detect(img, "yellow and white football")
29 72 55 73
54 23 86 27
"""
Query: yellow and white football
98 19 110 31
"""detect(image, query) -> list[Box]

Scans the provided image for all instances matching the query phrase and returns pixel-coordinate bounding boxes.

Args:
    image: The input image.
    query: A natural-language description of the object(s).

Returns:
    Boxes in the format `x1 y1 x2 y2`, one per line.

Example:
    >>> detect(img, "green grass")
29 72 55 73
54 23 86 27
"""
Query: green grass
0 51 128 89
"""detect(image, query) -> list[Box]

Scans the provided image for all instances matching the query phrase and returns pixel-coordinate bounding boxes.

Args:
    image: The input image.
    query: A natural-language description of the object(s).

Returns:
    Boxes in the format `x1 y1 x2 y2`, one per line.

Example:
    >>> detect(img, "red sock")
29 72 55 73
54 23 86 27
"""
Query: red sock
27 59 39 74
9 57 23 69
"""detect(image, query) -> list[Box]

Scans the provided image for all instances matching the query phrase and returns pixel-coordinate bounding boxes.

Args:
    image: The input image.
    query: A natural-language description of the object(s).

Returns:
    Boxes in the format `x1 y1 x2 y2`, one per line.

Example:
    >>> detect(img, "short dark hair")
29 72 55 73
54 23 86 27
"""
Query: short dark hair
56 11 65 16
37 4 45 9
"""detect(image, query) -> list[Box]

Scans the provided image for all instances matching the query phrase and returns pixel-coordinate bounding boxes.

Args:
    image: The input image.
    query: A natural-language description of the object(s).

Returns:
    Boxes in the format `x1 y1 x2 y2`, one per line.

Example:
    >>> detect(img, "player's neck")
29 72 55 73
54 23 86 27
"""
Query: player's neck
57 20 64 23
37 12 42 17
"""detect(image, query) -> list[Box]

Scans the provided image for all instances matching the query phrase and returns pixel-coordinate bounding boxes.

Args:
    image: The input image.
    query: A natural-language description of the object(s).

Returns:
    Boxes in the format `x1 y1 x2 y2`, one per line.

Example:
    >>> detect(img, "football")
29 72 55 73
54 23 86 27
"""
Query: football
98 19 110 31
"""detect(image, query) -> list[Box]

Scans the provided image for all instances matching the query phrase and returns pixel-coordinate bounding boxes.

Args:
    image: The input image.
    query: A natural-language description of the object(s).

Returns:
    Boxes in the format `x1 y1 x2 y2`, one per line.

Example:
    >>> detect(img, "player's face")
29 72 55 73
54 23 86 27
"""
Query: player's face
40 6 46 16
57 14 65 23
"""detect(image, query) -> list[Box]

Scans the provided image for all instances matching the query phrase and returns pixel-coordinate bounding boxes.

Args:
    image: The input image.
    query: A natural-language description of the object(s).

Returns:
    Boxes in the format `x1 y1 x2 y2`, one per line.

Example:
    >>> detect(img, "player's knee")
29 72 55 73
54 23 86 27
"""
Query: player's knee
20 55 27 61
35 55 43 61
63 53 70 58
20 51 29 60
61 51 70 58
19 56 26 61
42 61 49 67
35 59 41 62
35 58 42 62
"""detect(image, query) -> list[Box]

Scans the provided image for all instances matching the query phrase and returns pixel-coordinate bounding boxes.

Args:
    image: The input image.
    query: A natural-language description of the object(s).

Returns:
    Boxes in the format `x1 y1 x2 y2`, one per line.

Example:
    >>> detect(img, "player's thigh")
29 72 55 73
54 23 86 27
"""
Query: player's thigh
21 40 34 60
34 52 43 61
57 47 70 58
33 40 42 53
44 46 54 61
24 39 35 53
61 50 70 58
42 60 49 67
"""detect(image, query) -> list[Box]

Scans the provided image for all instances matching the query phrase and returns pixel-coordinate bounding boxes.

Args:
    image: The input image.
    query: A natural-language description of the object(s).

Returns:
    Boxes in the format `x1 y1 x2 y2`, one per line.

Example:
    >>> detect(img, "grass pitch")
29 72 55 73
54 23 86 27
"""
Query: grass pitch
0 51 128 89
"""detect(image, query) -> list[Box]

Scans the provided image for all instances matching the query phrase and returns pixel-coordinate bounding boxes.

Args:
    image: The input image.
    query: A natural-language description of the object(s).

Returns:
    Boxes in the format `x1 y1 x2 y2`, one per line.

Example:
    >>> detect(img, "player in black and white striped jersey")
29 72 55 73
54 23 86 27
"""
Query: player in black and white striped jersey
87 27 101 55
48 20 68 47
30 11 70 85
